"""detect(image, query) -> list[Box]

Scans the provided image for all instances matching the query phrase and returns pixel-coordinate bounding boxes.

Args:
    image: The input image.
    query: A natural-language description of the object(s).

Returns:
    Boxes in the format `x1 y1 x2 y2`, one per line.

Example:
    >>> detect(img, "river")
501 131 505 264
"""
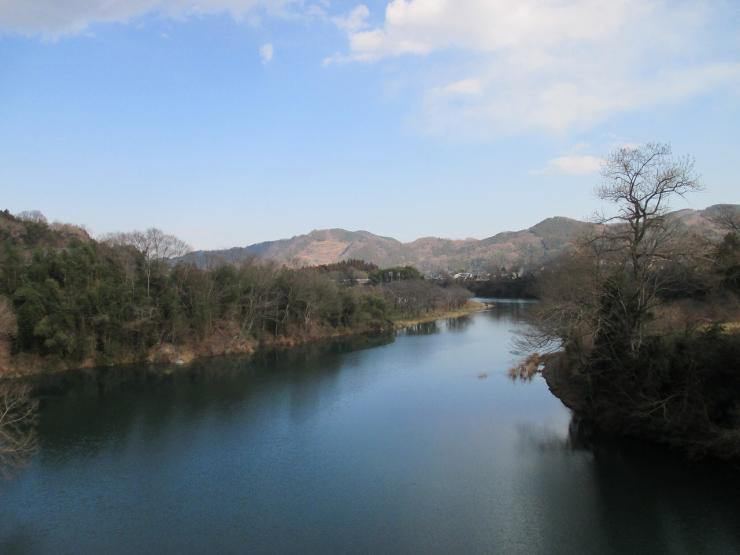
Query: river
2 301 740 554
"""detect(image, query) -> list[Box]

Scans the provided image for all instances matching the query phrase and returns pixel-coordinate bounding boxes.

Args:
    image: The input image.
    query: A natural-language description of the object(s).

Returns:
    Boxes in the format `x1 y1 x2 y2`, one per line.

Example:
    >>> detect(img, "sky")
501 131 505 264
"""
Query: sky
1 0 739 249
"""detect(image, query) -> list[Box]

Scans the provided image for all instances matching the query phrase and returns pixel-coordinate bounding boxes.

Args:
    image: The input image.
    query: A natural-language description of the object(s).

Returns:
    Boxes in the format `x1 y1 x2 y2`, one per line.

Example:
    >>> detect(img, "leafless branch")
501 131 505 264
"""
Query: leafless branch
0 383 38 479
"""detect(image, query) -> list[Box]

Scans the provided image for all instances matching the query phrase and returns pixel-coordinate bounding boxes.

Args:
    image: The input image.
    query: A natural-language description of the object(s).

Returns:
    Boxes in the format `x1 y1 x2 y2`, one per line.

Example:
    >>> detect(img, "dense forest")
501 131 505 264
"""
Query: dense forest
0 211 470 374
521 144 740 460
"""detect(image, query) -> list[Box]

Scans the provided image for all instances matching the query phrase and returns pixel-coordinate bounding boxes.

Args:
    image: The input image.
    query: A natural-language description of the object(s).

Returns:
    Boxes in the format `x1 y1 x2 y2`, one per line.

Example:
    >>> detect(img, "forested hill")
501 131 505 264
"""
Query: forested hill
0 210 471 375
178 205 739 272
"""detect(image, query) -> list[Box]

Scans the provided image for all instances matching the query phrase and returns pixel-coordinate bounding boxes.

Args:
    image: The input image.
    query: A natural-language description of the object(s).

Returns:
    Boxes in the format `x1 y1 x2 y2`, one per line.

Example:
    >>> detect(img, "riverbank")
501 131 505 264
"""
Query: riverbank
541 346 740 462
540 352 588 413
0 301 488 380
392 300 489 330
0 323 392 380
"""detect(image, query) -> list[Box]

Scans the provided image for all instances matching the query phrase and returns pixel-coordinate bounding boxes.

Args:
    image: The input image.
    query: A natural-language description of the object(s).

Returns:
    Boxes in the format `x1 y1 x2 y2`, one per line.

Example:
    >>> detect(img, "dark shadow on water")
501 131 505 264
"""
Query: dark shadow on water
515 413 740 554
0 525 36 555
585 433 740 554
519 411 740 475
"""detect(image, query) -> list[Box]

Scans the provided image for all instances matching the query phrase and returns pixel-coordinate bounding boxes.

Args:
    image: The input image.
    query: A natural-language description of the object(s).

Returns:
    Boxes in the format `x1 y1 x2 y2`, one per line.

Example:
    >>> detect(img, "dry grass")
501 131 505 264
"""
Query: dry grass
717 321 740 334
648 297 740 335
508 353 544 382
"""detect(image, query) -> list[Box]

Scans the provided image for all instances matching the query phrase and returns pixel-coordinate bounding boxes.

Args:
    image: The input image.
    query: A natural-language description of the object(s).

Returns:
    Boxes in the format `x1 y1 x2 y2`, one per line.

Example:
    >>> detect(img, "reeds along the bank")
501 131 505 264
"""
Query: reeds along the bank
508 353 543 382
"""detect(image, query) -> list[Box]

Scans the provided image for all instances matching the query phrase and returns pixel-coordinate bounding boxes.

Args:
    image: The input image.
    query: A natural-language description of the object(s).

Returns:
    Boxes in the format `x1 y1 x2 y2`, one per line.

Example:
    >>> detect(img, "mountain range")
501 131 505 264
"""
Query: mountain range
179 205 739 272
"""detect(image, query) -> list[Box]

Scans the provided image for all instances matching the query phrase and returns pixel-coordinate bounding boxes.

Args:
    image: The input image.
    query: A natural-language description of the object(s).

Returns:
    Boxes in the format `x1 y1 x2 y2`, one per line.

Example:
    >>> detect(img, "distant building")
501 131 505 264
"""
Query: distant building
341 277 371 286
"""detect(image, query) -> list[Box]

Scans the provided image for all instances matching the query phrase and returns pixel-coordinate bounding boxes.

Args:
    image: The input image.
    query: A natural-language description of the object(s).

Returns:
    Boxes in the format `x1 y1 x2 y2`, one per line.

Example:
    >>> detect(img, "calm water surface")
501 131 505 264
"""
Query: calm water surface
2 302 740 554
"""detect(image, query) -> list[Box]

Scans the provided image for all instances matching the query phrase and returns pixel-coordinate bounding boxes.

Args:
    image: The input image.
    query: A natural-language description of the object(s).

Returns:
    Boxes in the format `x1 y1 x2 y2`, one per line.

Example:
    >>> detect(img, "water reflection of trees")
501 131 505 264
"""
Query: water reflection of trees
399 322 439 336
514 414 740 552
480 300 536 323
0 383 38 479
515 416 593 454
30 333 395 398
445 316 472 332
21 332 396 460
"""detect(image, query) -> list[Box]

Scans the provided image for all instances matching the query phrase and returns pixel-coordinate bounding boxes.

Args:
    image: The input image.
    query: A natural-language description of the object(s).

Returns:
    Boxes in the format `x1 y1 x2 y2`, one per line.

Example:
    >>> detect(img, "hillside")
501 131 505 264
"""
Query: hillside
179 205 739 272
0 209 91 250
0 209 478 376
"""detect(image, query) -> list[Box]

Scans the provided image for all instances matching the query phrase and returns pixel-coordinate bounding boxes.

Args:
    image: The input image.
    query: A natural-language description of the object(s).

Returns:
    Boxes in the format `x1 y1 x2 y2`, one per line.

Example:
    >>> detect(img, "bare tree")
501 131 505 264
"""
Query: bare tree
598 143 700 269
708 205 740 235
594 142 702 354
521 143 703 360
102 228 191 297
515 247 604 358
14 210 47 224
0 384 38 479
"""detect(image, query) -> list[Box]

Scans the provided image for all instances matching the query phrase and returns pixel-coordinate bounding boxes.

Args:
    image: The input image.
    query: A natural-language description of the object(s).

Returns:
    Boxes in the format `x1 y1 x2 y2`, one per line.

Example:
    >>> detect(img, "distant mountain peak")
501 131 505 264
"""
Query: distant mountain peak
177 204 738 272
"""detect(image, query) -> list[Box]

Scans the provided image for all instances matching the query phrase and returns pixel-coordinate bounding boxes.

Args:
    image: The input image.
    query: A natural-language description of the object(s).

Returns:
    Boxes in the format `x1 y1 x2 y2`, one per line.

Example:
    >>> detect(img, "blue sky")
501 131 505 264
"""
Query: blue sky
1 1 739 249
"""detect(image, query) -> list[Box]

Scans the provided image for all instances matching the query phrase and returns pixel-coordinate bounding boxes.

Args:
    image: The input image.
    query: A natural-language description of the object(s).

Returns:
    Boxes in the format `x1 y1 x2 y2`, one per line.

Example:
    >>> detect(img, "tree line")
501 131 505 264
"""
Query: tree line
0 213 470 368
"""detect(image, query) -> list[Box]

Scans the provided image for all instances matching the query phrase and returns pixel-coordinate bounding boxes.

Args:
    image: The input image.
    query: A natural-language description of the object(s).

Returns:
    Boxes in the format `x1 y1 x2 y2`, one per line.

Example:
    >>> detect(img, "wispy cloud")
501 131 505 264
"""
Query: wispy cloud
6 0 740 140
328 0 740 135
0 0 299 38
536 154 604 176
439 79 482 97
331 4 369 33
259 42 274 64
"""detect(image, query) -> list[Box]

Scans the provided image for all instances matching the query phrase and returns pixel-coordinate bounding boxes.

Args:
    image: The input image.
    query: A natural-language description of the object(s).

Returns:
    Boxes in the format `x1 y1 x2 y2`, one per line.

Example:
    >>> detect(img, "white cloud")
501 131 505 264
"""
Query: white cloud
259 42 274 63
6 0 739 138
330 0 740 135
439 79 481 96
339 0 641 62
539 155 605 176
332 4 369 33
0 0 299 38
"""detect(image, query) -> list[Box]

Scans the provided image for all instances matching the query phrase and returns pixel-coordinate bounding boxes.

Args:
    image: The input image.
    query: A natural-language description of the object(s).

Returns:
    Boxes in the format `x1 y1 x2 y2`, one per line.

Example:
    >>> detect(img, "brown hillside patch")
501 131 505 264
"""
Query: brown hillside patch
296 240 350 266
